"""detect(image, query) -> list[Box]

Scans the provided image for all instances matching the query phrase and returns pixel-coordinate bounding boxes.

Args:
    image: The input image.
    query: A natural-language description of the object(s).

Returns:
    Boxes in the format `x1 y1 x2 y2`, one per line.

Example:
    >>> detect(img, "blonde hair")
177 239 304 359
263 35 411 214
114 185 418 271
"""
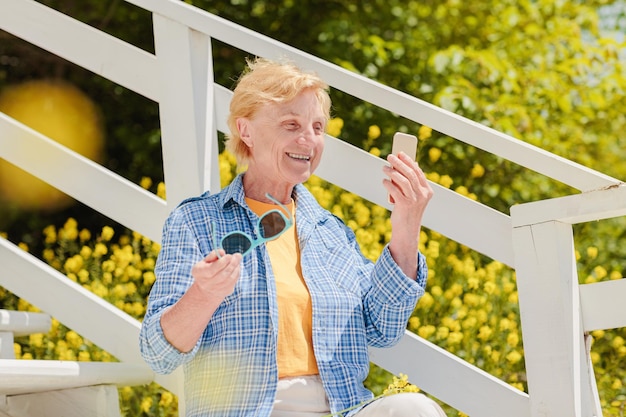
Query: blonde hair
225 57 332 166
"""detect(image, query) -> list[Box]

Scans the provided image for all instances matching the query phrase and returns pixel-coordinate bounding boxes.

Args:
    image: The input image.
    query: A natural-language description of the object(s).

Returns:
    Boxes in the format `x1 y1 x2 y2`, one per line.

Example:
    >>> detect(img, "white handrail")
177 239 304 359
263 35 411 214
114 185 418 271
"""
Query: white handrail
0 0 623 416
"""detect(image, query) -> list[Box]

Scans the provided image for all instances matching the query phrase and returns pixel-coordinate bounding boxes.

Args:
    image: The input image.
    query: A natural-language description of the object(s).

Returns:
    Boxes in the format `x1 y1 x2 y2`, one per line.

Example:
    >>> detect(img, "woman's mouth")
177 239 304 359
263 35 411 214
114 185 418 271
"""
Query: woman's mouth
287 152 311 161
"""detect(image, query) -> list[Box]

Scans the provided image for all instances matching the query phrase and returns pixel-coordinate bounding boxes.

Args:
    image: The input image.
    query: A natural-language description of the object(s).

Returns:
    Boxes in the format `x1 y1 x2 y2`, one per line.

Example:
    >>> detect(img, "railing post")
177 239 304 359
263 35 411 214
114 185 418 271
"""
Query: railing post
512 220 600 417
153 14 210 207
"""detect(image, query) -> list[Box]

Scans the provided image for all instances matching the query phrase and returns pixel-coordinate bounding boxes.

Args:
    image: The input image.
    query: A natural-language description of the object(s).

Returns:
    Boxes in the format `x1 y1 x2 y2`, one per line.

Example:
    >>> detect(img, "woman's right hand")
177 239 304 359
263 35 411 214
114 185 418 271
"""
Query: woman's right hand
191 250 243 302
161 250 242 353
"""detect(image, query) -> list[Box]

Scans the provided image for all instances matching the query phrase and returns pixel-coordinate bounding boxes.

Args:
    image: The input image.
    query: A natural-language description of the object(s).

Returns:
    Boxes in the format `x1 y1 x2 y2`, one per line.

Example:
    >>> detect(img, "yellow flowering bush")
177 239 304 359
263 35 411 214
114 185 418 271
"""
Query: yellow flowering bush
1 147 624 416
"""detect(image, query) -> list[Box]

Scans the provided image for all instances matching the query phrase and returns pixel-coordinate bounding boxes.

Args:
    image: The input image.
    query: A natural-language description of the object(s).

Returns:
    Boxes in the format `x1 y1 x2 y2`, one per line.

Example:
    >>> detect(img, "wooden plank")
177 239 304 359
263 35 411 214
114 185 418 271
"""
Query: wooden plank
370 331 530 417
124 0 619 193
0 114 168 243
513 223 601 417
0 0 159 102
153 15 206 208
0 238 182 396
511 183 626 227
580 279 626 332
0 359 153 395
0 310 51 337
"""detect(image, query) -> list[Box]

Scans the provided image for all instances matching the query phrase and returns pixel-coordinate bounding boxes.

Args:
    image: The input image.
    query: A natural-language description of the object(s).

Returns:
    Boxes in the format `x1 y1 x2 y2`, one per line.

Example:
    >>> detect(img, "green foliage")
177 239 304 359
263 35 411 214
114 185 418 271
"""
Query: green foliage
1 0 626 415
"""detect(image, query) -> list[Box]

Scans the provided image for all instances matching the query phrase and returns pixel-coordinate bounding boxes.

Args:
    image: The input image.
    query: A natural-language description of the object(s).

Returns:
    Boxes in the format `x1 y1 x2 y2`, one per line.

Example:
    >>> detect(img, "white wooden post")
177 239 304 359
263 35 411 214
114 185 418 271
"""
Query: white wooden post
153 14 206 207
512 221 600 417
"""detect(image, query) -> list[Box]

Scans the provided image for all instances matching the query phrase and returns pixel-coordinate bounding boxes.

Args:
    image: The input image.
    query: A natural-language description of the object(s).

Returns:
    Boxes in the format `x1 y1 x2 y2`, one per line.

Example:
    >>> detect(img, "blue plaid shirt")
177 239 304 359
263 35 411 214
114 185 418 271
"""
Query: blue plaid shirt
139 174 427 416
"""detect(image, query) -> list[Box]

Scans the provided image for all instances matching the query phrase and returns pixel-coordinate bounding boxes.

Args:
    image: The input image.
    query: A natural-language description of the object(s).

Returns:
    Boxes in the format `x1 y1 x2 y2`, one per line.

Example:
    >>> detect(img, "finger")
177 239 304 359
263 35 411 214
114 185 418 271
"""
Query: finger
203 249 226 262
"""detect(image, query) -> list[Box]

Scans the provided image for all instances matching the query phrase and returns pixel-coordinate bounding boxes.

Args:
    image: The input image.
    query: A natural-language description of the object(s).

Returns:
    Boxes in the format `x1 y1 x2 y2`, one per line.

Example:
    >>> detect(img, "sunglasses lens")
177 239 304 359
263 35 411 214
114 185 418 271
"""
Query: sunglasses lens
259 212 287 239
221 233 253 255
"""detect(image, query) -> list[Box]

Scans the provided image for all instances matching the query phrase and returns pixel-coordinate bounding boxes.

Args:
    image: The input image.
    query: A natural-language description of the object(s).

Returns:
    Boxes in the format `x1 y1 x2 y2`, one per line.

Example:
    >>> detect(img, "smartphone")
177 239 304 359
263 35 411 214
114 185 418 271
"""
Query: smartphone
391 132 418 161
388 132 418 203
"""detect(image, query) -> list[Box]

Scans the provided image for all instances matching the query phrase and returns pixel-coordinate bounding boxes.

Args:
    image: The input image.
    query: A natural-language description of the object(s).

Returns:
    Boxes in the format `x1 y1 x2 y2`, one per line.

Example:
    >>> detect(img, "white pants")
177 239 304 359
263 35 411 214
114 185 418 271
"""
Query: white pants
271 375 446 417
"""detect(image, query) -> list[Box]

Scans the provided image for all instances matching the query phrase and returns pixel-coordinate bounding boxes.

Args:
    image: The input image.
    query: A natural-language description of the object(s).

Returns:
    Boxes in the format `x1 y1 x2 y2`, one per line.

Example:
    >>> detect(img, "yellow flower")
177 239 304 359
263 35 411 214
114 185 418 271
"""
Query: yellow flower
65 330 83 349
430 285 442 297
478 325 492 341
611 336 624 349
159 391 175 408
611 378 622 390
43 225 57 244
438 174 453 189
29 333 43 348
418 292 434 309
436 326 450 340
62 218 79 240
43 248 55 262
428 147 442 163
93 242 108 257
455 185 470 197
101 226 115 242
418 125 432 141
593 265 607 280
586 246 598 259
367 125 381 140
507 331 520 347
80 245 92 259
326 117 344 137
506 350 523 364
369 147 381 157
78 351 91 362
18 242 29 252
467 276 480 290
77 269 89 283
470 163 485 178
140 397 153 414
79 228 91 242
425 172 440 183
143 271 156 286
417 325 436 339
447 331 464 345
14 343 21 357
157 182 167 199
140 176 153 190
483 281 496 295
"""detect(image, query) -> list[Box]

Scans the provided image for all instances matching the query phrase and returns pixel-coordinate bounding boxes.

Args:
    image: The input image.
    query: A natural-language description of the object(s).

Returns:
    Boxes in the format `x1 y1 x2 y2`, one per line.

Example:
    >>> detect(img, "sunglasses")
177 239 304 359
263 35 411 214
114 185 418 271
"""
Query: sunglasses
212 193 293 258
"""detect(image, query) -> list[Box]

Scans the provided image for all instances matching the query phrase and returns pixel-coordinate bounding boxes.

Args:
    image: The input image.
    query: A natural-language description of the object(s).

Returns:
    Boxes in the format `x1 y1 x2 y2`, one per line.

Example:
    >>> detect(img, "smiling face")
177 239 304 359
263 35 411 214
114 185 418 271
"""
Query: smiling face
237 88 326 197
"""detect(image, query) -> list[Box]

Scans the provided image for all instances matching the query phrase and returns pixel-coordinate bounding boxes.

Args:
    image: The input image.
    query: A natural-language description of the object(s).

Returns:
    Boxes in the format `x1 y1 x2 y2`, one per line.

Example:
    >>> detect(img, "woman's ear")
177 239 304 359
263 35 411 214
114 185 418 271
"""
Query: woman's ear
237 118 253 148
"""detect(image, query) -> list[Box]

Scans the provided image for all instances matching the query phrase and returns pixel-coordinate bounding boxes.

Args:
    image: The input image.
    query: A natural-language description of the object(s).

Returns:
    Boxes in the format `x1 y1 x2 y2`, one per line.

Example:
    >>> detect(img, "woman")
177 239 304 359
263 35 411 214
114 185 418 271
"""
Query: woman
139 57 442 417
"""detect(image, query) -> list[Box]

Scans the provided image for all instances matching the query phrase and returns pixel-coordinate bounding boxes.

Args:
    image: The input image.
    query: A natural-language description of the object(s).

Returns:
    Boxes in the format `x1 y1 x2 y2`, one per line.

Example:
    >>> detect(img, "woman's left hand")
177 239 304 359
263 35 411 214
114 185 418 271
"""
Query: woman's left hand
382 152 434 279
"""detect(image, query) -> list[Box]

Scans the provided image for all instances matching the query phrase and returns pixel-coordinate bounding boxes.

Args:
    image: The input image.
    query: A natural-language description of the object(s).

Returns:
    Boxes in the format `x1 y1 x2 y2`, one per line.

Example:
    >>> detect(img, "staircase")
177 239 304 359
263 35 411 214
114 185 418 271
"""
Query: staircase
0 0 625 416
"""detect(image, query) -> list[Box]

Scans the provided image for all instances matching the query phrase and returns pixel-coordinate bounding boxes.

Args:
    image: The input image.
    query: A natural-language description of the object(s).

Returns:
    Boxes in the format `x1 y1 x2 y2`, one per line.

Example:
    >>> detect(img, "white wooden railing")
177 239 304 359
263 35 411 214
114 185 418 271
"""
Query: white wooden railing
0 1 625 416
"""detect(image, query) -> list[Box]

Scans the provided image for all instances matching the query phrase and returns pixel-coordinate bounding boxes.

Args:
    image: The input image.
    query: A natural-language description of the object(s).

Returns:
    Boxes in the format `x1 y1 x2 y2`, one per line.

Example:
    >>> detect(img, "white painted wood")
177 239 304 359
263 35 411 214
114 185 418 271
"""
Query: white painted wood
0 310 51 338
318 134 515 266
370 331 530 417
125 0 620 193
580 279 626 332
0 359 152 395
4 385 121 417
0 237 182 395
0 1 622 416
153 14 205 208
0 114 168 243
512 222 598 417
511 183 626 227
0 333 15 359
0 0 159 102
